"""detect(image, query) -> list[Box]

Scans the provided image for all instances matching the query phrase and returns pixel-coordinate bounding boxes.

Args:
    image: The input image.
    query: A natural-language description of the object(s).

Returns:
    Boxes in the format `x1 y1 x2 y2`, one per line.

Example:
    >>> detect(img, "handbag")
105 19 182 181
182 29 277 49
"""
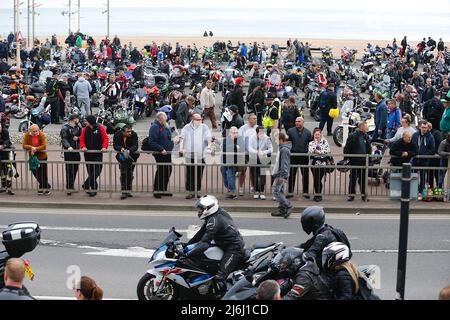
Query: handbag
325 156 335 174
28 155 41 171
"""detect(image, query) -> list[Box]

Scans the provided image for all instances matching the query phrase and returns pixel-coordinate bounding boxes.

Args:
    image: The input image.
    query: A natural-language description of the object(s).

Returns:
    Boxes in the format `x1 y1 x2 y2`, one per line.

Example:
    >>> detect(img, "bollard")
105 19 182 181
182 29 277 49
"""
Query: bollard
396 163 412 300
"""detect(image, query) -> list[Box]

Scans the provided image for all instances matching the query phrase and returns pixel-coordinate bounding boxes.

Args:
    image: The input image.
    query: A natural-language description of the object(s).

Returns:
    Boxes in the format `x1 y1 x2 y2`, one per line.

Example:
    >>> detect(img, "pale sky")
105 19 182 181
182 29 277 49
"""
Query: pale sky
1 0 449 13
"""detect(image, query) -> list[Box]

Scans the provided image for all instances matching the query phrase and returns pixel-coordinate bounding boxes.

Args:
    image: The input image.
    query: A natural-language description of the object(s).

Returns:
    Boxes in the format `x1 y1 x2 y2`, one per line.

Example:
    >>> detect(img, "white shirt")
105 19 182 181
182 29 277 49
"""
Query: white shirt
200 87 215 109
238 124 257 153
180 123 212 160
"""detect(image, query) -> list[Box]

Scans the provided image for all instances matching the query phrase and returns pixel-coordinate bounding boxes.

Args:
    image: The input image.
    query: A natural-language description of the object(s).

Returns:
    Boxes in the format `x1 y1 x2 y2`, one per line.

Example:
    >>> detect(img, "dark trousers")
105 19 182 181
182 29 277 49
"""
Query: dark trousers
250 160 266 193
217 249 244 279
119 160 135 192
288 156 309 194
428 159 441 189
349 167 366 195
311 167 326 194
31 158 51 189
319 109 334 134
83 154 103 190
414 160 430 193
64 151 80 190
48 98 60 123
153 154 172 192
186 157 205 192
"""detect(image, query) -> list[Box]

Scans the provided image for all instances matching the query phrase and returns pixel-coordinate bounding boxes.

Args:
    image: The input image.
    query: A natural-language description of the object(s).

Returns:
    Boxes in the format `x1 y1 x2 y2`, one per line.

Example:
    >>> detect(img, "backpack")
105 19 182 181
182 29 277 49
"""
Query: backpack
141 136 151 151
327 225 353 259
171 101 181 120
355 276 381 300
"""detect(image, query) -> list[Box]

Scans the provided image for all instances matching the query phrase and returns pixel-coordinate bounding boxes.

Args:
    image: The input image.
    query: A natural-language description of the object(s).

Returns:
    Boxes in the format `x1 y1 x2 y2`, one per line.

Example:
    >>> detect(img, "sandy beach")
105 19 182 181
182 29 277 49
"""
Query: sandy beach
35 35 420 59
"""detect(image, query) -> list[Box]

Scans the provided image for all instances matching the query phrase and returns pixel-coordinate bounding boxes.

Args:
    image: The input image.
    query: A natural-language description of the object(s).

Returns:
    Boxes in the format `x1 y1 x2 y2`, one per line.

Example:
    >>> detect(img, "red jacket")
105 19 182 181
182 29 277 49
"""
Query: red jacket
80 124 109 150
106 47 112 60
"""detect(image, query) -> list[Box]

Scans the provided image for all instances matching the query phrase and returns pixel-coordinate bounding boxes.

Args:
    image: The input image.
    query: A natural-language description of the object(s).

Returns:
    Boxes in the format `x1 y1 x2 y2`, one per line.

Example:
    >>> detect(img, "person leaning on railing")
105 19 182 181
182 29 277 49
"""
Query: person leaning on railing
308 128 330 202
343 121 371 202
438 134 450 190
22 124 51 195
389 131 417 169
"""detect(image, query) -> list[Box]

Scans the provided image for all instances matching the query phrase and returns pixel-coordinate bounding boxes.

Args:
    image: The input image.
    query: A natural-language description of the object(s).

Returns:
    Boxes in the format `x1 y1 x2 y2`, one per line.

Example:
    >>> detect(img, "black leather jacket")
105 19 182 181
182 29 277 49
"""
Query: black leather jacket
284 260 334 300
299 224 339 266
187 208 245 256
60 123 82 149
0 286 34 300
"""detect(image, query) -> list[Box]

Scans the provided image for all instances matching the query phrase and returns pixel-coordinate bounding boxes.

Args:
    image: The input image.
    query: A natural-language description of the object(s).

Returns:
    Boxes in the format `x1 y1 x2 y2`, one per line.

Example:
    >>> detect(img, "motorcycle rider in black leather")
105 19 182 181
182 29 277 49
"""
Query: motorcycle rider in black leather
186 195 246 294
298 206 345 269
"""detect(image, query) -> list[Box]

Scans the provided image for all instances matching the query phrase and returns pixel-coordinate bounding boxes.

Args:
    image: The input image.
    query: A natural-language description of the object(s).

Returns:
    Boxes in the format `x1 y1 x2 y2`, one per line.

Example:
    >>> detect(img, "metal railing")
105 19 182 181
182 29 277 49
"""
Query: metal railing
1 149 449 200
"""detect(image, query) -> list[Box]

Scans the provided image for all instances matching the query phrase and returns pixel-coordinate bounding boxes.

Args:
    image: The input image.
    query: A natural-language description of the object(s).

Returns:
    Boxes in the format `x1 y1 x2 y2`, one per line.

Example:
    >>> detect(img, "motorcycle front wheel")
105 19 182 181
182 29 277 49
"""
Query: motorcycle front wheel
137 273 178 301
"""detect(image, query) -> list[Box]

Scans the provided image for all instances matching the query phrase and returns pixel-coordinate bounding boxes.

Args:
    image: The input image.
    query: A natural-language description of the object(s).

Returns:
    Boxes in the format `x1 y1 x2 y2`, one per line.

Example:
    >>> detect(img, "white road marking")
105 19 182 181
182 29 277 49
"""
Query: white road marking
85 247 154 258
0 207 449 220
0 225 294 237
353 250 450 253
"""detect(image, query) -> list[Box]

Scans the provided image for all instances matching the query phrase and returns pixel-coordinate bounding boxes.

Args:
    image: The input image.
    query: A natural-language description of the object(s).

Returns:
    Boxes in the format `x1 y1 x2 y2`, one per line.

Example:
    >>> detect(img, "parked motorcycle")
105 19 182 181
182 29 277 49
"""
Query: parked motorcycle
332 100 376 147
136 227 283 300
0 222 41 290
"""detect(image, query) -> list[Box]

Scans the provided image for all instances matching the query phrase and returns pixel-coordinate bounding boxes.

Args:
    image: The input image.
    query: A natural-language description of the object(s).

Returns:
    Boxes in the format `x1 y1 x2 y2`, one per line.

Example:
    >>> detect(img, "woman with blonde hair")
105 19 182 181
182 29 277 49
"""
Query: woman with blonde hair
322 242 359 300
74 276 104 300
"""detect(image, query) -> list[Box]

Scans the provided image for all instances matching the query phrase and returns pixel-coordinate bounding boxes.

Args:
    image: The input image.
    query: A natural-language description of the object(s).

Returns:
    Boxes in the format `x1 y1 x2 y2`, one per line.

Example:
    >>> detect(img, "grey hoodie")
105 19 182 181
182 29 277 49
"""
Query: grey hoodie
73 77 92 99
272 142 291 179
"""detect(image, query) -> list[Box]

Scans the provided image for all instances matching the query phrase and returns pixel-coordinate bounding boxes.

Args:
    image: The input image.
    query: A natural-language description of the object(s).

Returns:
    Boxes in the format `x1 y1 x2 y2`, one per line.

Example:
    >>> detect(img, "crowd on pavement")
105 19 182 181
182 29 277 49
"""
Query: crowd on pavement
0 32 449 214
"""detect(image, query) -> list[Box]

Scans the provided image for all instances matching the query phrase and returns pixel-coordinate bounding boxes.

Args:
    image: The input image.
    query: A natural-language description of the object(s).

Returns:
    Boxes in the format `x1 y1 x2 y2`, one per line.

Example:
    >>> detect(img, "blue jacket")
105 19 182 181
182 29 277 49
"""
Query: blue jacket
375 99 388 129
148 121 174 152
387 107 402 130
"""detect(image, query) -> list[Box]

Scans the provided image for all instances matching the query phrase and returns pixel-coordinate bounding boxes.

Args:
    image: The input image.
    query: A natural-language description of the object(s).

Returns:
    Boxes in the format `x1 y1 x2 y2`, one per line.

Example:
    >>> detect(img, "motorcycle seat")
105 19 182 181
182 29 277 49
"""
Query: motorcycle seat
361 112 372 120
242 249 251 262
251 242 275 250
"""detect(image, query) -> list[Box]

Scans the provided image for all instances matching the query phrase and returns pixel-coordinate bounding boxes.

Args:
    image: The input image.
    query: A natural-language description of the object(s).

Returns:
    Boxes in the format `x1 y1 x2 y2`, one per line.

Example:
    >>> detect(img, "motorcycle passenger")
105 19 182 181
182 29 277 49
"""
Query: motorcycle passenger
280 248 333 300
186 195 246 295
102 74 121 110
298 206 351 268
322 242 359 300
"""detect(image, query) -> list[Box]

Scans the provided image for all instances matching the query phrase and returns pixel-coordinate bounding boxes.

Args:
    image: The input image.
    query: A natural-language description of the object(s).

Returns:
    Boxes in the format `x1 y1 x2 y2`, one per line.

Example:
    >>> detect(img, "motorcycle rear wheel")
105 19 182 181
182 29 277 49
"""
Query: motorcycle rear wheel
137 273 178 301
18 121 29 133
333 126 343 147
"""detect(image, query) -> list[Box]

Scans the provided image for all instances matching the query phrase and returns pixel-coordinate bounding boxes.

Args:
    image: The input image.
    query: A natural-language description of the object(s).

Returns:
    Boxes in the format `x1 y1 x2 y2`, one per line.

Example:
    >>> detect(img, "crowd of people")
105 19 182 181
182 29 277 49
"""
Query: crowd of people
0 32 449 207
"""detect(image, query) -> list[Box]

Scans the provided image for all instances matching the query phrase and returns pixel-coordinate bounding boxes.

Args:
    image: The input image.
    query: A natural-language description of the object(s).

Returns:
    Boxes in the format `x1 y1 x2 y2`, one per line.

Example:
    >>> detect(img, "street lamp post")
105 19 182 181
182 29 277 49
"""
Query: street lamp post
102 0 110 39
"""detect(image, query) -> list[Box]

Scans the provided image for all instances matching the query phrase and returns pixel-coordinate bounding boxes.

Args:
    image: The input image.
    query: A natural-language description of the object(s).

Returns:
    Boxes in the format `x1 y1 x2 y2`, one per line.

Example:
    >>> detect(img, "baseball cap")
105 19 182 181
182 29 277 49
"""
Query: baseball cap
441 91 450 103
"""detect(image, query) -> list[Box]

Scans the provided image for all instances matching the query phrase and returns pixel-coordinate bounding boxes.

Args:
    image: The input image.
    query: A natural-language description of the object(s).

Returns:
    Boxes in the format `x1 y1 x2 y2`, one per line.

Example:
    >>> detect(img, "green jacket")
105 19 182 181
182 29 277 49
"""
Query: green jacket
440 107 450 134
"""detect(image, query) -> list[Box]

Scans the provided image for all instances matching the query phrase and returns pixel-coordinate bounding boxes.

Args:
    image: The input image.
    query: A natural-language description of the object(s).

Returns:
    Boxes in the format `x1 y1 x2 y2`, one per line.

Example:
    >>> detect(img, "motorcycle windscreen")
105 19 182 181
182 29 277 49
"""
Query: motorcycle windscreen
341 100 354 118
160 227 182 246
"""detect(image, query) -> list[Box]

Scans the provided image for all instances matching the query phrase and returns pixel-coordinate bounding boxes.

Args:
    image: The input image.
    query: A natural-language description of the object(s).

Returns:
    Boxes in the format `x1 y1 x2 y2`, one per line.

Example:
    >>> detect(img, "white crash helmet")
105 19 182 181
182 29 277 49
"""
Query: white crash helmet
194 195 219 220
322 242 351 272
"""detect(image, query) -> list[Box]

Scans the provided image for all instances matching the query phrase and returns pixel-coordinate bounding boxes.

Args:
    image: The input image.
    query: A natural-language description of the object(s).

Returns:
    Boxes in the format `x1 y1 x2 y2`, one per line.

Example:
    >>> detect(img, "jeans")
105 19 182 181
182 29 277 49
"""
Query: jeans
83 154 103 191
438 158 448 189
413 159 430 193
372 127 387 140
222 166 237 193
77 97 91 116
319 109 334 134
386 128 396 139
119 160 135 192
272 177 291 211
64 151 80 190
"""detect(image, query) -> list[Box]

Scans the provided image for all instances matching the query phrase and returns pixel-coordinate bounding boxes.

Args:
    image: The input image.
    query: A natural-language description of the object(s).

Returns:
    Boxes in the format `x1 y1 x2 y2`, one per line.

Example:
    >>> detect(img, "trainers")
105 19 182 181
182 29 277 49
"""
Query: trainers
253 194 260 199
259 194 266 200
239 188 244 196
347 196 355 202
271 211 284 217
284 207 294 219
121 193 128 200
250 187 255 193
303 194 311 200
286 194 294 199
418 194 423 201
361 195 369 202
37 190 44 195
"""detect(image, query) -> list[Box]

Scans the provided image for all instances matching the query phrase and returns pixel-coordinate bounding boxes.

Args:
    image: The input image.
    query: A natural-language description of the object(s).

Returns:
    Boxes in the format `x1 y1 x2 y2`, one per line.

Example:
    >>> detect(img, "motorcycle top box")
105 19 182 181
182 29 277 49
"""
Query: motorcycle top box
2 222 41 257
